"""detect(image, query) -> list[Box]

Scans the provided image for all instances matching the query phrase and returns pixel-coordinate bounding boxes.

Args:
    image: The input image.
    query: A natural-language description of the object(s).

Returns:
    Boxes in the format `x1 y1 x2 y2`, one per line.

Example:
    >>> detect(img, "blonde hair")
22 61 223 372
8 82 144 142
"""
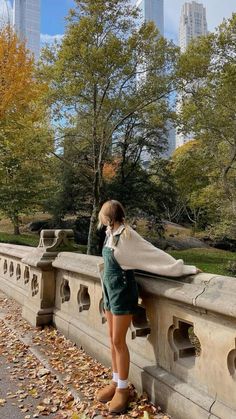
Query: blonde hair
98 200 131 239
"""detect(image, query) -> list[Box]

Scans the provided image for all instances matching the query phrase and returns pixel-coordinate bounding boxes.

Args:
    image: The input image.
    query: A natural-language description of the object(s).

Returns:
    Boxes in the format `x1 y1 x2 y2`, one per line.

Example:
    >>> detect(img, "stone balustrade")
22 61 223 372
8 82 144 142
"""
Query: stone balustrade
0 230 236 419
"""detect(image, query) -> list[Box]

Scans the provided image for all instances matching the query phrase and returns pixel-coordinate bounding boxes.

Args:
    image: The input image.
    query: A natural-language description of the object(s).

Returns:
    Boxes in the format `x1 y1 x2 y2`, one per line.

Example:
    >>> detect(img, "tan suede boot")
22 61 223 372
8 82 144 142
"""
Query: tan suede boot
96 381 117 403
108 387 130 414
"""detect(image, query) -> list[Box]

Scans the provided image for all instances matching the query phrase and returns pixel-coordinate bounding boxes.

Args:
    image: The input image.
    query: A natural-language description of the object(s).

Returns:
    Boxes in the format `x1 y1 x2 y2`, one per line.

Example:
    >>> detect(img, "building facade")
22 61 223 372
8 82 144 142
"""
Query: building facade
179 1 208 53
0 0 13 28
136 0 175 159
176 1 208 148
13 0 40 59
136 0 164 35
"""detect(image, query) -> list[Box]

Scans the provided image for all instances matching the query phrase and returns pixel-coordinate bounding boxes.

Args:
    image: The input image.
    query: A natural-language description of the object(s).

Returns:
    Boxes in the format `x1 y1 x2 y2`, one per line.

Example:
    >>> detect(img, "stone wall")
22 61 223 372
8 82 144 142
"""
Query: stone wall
0 231 235 419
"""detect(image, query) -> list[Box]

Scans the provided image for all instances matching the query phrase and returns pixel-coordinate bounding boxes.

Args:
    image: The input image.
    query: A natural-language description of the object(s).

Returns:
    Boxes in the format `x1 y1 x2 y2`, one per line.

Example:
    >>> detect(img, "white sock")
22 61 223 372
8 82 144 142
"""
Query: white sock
118 378 128 389
112 372 119 383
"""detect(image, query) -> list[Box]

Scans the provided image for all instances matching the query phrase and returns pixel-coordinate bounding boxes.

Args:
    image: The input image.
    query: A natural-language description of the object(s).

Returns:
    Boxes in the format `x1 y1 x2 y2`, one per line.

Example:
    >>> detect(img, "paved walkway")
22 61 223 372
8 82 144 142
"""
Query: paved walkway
0 291 169 419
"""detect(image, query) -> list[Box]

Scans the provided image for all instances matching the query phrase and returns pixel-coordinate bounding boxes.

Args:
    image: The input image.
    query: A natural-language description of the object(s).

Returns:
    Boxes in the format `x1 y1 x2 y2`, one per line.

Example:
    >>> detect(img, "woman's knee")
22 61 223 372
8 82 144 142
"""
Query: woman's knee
112 336 126 352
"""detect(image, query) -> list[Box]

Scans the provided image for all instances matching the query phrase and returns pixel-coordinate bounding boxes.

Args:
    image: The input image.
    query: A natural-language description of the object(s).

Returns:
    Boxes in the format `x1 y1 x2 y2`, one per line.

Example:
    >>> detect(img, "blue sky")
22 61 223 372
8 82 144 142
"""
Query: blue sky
40 0 236 45
1 1 236 45
41 0 74 35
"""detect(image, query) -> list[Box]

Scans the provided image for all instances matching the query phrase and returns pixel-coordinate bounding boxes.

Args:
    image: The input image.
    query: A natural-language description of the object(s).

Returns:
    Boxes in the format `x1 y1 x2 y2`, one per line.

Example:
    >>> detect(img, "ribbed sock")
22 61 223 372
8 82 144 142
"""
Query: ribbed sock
112 372 119 383
117 378 128 389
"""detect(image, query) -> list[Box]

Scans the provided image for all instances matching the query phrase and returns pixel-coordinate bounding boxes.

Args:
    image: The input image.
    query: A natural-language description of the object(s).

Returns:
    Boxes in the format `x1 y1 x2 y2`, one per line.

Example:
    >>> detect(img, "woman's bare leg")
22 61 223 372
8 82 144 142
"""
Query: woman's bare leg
105 310 117 373
112 314 132 380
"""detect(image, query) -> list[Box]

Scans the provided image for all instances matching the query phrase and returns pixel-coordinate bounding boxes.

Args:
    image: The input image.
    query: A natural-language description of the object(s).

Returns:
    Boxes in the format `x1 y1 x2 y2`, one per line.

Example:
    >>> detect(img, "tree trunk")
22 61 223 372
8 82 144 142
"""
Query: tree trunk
87 203 100 255
12 215 20 235
87 165 102 255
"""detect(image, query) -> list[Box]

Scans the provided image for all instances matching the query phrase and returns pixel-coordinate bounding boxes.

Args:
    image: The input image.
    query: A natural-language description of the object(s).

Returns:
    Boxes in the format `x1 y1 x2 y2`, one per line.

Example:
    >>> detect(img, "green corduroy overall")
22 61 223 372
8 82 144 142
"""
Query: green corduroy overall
102 230 139 315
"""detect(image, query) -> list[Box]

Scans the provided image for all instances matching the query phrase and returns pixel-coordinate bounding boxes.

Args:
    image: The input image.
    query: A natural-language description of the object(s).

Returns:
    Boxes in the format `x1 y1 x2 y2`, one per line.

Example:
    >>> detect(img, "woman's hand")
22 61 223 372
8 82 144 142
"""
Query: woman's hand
196 268 203 274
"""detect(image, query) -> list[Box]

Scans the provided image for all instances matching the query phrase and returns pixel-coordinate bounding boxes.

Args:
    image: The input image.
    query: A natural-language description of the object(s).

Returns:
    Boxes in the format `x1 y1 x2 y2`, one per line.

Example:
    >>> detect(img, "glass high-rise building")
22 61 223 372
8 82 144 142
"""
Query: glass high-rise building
13 0 40 59
176 1 208 148
136 0 175 159
179 1 208 53
136 0 164 35
0 0 13 28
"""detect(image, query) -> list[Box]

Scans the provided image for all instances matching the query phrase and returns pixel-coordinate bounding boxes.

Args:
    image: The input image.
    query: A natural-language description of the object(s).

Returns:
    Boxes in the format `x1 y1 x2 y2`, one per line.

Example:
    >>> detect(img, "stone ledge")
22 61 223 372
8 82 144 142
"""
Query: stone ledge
52 252 103 279
0 243 34 258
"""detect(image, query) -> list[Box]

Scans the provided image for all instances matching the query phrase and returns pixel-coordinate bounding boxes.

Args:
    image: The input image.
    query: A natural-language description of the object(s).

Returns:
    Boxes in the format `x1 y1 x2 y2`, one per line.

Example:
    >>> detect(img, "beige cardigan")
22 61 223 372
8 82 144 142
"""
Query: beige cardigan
97 225 197 277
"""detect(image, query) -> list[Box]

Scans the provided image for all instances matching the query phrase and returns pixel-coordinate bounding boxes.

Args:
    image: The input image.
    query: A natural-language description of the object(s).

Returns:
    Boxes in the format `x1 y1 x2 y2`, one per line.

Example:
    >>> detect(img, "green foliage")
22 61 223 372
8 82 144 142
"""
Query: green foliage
175 15 236 238
40 0 179 253
0 28 54 234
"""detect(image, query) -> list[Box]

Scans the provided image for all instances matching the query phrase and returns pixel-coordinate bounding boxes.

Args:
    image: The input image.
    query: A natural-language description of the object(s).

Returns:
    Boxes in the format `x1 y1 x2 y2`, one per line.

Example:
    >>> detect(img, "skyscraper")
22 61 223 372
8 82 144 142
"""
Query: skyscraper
179 1 208 53
176 1 208 148
135 0 175 160
0 0 12 28
136 0 164 35
13 0 40 59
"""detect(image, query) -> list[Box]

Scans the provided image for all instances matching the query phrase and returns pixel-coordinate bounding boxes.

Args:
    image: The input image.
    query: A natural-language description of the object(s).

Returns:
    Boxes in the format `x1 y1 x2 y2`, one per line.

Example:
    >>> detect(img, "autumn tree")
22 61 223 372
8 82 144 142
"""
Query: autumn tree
176 15 236 238
40 0 179 254
0 27 53 234
171 140 219 230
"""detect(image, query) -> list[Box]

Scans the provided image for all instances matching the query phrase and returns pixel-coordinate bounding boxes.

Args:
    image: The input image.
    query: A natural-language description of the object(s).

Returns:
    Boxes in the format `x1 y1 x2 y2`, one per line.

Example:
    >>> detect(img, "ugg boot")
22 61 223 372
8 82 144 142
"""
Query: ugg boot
108 387 130 414
96 381 117 403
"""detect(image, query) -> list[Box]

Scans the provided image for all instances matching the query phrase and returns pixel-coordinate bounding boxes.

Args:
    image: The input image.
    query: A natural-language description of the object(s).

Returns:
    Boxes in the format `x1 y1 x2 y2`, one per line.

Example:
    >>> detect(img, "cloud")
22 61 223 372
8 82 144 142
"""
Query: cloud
40 33 64 46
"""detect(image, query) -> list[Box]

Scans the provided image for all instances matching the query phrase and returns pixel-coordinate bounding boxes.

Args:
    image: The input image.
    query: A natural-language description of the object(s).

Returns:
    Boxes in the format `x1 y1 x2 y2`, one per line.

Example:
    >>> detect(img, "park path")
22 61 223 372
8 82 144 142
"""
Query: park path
0 291 169 419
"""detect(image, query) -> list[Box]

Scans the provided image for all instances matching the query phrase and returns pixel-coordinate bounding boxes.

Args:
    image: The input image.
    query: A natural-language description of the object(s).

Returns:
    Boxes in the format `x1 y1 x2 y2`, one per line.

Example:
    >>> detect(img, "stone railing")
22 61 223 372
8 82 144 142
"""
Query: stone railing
0 230 236 419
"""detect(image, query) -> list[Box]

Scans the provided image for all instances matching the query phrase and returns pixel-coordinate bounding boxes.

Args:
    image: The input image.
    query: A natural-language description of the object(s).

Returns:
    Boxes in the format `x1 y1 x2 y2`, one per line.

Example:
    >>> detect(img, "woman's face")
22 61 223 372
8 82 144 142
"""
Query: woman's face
99 211 110 226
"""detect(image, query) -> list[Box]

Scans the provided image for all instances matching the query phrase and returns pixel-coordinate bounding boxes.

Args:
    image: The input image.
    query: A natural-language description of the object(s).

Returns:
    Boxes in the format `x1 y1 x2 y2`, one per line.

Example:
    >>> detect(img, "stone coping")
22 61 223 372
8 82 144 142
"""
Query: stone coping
52 252 102 280
52 252 236 319
1 246 236 320
0 243 34 259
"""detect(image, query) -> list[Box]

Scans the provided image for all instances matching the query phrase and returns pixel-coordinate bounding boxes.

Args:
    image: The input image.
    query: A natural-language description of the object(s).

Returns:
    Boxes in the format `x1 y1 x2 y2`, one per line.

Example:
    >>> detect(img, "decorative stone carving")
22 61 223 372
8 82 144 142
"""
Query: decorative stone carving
60 279 71 303
99 298 107 324
77 285 91 312
38 229 75 251
131 304 151 339
168 317 201 364
24 266 30 285
21 230 74 326
22 229 76 269
227 340 236 379
31 274 39 297
16 264 21 280
9 261 14 277
3 259 7 274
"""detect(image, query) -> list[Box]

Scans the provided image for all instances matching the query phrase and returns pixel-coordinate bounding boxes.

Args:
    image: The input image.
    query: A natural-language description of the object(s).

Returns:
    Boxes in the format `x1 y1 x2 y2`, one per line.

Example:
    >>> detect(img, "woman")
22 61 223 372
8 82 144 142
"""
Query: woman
96 200 200 414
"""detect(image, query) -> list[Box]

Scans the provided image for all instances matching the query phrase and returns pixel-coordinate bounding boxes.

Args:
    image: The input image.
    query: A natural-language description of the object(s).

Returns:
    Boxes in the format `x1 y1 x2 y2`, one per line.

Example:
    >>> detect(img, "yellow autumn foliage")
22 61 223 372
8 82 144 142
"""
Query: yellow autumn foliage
0 26 46 121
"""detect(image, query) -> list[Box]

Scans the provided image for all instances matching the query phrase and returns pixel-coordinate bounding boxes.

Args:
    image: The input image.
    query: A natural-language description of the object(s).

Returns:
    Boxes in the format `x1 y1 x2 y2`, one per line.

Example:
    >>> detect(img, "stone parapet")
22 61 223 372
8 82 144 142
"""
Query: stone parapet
0 231 236 419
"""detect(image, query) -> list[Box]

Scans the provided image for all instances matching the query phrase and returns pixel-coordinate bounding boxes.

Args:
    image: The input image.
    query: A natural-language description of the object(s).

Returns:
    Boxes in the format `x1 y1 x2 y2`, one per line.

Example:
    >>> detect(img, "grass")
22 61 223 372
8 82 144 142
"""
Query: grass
0 232 39 247
0 215 235 276
0 232 87 254
169 248 236 276
1 232 234 276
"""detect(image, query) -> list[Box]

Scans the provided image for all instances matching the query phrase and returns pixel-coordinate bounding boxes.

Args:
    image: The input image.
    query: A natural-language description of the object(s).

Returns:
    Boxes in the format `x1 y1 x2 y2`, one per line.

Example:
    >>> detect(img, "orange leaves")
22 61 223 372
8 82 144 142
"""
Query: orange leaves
0 26 46 121
103 158 121 180
0 294 170 419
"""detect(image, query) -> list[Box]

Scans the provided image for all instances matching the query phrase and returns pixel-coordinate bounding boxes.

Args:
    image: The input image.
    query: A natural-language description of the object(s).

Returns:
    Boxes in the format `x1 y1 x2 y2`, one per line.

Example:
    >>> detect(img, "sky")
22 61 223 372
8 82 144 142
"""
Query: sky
1 0 236 45
40 0 236 45
165 0 236 43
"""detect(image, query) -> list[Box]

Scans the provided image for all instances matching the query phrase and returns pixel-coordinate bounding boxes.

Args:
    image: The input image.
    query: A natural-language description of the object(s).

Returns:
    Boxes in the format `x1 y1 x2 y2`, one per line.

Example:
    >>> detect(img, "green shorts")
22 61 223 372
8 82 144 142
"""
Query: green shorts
103 270 139 315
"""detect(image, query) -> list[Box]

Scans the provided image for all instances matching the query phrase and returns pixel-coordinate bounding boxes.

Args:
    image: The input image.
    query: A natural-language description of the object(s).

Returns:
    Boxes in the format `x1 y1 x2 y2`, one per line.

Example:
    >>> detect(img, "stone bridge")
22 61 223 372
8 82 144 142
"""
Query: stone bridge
0 229 235 419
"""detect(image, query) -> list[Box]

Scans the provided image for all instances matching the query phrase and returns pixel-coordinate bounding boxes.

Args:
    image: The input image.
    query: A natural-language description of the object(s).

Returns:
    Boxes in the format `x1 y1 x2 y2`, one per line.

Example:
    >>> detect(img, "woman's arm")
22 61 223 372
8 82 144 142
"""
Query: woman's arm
114 227 198 277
